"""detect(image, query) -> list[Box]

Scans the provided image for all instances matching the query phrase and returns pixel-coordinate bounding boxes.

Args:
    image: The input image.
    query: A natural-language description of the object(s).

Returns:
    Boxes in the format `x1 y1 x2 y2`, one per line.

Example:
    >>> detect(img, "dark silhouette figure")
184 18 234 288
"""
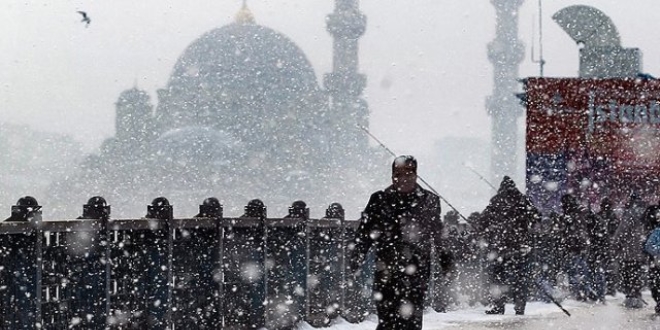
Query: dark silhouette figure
285 200 309 218
242 199 266 218
77 11 91 27
597 198 619 296
4 196 41 222
560 194 595 302
325 202 345 219
613 192 648 308
78 196 110 219
145 197 172 219
474 176 538 315
643 205 660 315
194 197 222 218
348 155 444 330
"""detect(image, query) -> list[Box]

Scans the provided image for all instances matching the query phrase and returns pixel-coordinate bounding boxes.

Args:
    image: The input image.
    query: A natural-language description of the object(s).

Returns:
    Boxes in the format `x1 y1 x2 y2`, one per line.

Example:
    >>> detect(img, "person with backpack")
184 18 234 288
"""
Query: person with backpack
473 176 539 315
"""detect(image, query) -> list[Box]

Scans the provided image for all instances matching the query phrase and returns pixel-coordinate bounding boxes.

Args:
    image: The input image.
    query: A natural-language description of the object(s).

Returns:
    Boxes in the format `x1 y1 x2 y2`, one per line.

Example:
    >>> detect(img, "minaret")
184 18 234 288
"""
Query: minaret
234 0 255 25
324 0 368 158
487 0 525 183
115 87 153 146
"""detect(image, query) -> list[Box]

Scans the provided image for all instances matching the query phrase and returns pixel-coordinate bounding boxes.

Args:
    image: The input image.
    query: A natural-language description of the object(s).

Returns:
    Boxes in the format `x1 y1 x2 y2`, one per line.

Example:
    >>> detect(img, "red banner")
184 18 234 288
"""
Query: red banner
525 77 660 211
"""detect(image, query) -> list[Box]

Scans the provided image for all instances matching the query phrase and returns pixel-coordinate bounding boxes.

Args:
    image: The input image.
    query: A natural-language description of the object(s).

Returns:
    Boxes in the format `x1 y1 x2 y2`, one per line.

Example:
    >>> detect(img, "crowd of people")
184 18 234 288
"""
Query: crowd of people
348 155 660 330
441 181 660 316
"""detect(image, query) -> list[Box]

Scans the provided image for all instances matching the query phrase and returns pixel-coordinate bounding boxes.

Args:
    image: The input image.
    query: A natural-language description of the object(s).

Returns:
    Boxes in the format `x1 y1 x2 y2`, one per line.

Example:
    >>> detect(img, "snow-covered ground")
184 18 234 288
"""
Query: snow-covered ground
298 301 565 330
298 292 660 330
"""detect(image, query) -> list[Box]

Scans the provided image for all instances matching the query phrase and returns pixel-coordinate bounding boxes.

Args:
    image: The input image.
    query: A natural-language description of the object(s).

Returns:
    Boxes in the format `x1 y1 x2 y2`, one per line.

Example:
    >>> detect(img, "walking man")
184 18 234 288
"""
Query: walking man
613 192 648 308
474 176 538 315
348 155 446 329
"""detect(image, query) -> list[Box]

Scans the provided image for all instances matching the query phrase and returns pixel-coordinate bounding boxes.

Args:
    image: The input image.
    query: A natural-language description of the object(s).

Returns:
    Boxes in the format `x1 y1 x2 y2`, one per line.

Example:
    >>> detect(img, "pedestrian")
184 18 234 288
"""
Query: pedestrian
613 192 648 309
559 194 595 301
77 196 110 219
465 211 491 306
596 198 619 296
4 196 41 222
235 198 268 328
439 212 461 309
285 200 308 218
535 212 565 303
587 199 613 303
348 155 445 329
642 204 660 315
241 198 266 218
473 176 538 315
194 197 222 218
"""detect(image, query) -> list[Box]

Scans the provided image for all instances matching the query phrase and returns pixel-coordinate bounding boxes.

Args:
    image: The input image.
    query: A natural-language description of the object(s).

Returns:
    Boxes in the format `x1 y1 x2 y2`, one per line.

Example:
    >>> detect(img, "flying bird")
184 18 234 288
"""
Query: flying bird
77 11 91 27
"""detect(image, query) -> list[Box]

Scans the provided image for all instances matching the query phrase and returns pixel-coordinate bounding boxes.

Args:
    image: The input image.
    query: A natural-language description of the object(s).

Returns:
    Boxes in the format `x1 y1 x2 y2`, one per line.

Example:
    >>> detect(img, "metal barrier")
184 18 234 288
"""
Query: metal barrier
0 196 444 329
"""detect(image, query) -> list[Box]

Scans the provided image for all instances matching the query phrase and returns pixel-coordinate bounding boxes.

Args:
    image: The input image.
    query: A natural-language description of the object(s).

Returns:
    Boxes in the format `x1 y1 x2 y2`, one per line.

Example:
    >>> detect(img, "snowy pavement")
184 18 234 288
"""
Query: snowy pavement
298 293 660 330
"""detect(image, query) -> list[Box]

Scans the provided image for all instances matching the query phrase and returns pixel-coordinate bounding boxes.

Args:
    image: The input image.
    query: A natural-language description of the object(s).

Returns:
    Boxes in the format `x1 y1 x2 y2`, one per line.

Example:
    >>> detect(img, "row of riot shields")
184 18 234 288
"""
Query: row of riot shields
0 201 387 329
0 213 111 329
221 216 375 329
0 207 455 329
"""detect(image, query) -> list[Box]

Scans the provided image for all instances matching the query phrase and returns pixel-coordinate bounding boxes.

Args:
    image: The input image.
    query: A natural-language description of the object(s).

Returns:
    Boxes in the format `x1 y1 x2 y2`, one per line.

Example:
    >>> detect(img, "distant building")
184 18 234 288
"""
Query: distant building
522 5 650 214
49 2 384 218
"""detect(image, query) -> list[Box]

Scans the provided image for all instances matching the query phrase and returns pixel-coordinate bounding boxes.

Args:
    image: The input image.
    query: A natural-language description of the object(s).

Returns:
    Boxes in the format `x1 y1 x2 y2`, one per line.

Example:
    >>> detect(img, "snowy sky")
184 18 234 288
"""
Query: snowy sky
2 0 660 158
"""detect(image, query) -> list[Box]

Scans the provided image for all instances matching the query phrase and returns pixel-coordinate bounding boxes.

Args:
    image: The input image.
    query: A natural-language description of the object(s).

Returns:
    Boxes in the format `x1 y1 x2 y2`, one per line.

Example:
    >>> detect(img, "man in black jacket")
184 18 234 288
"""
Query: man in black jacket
474 176 538 315
348 155 445 330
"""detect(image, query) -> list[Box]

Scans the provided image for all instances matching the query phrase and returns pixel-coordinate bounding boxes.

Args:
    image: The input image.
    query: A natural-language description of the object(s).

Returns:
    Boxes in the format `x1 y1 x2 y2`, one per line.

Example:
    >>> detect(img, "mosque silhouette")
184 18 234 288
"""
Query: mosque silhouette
49 2 385 218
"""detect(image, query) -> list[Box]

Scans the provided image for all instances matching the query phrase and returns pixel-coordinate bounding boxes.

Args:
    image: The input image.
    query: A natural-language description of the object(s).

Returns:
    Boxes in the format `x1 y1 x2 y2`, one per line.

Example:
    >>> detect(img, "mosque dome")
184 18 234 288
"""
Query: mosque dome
156 19 327 155
167 22 319 95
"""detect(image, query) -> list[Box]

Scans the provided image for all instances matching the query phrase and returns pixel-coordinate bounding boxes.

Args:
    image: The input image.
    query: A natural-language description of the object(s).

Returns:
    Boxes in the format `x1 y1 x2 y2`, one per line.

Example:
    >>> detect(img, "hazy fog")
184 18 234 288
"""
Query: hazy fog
2 0 660 216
